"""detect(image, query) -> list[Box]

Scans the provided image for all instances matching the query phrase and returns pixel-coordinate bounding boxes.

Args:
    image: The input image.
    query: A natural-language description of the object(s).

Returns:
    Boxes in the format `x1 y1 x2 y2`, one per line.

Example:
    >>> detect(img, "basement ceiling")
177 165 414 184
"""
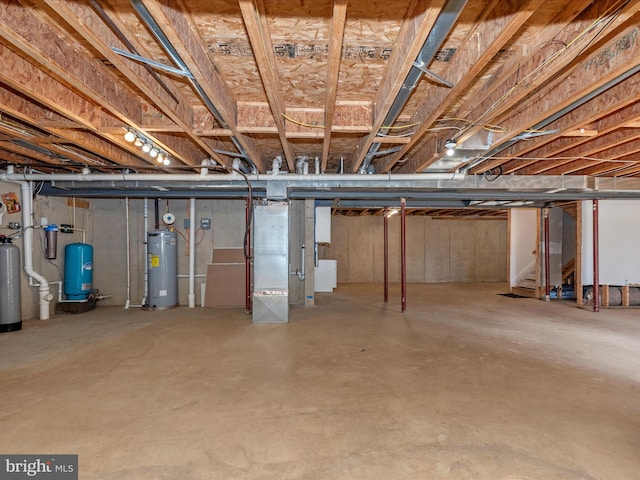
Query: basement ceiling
0 0 639 180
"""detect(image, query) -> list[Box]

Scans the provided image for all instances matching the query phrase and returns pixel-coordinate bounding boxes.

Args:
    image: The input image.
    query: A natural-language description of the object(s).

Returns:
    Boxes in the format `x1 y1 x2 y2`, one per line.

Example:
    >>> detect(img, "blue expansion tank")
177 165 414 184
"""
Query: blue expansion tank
64 243 93 300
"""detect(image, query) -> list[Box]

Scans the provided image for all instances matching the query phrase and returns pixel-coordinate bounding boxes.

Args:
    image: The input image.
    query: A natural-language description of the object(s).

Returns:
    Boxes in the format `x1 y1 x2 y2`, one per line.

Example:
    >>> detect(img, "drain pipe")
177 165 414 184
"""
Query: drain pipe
544 208 551 301
124 197 132 309
142 198 149 306
10 179 53 320
384 208 389 303
188 197 196 308
593 200 599 313
400 198 407 313
362 0 467 172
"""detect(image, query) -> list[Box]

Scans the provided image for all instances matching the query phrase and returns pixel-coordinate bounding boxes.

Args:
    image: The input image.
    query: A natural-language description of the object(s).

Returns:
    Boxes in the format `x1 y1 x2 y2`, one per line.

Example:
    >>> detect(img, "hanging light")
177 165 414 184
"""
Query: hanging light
134 136 143 147
162 157 170 166
157 153 165 163
149 148 159 158
124 129 136 143
444 139 456 157
141 142 152 153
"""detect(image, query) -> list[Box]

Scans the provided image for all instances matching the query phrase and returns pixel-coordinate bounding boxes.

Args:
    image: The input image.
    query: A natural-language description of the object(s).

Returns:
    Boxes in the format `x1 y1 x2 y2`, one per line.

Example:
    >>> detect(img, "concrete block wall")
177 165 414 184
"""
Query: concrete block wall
1 182 92 319
91 198 248 307
321 215 508 283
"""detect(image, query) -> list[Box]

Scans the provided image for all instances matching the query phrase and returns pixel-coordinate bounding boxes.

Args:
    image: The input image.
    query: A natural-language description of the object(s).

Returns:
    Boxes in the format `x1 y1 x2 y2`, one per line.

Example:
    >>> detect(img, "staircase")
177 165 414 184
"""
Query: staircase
511 262 539 298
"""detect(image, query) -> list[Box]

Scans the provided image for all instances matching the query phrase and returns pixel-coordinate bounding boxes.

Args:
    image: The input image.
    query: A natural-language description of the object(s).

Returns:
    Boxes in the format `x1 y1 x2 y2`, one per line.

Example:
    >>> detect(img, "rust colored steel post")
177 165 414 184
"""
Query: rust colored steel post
544 208 551 301
401 198 406 313
593 200 599 313
384 208 389 303
245 198 252 313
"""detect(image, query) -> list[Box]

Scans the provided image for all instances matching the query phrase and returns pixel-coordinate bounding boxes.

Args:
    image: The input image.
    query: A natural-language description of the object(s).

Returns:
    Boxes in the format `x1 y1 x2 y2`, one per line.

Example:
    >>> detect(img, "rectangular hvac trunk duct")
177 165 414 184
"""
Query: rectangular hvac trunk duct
252 203 289 323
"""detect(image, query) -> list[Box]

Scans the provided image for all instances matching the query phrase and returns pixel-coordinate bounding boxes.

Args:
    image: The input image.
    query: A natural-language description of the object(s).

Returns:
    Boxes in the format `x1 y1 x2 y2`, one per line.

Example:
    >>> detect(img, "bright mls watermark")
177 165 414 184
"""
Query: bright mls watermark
0 455 77 479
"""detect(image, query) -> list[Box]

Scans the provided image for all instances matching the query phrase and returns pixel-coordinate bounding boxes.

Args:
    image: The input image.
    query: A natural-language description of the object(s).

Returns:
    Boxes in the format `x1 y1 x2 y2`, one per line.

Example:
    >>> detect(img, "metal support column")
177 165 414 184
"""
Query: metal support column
544 208 551 301
593 200 599 313
400 198 406 313
384 208 389 303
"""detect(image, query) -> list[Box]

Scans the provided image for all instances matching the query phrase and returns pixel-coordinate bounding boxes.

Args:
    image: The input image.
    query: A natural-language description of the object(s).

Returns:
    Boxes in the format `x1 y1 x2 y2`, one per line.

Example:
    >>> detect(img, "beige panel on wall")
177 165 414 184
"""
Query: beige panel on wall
331 215 350 283
424 218 450 282
348 216 377 282
475 221 501 282
406 217 425 282
449 221 476 282
322 215 507 284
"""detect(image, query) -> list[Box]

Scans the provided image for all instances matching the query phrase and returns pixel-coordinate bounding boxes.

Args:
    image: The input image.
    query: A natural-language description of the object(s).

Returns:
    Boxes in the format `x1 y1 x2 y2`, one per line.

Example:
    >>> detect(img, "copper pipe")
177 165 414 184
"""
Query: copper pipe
593 200 599 313
384 208 389 303
401 198 406 313
544 208 551 300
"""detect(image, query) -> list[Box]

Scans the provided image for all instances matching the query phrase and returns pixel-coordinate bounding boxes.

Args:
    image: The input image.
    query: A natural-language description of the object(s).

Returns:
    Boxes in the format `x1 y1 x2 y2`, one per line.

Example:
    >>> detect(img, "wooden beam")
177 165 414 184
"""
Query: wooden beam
515 127 640 175
321 0 348 173
348 0 445 173
0 149 42 166
0 50 197 168
0 86 152 169
477 68 640 174
237 102 373 134
0 0 141 124
469 11 640 173
415 0 636 174
239 0 295 171
42 0 228 167
0 141 65 166
384 0 544 173
564 129 599 137
139 0 265 172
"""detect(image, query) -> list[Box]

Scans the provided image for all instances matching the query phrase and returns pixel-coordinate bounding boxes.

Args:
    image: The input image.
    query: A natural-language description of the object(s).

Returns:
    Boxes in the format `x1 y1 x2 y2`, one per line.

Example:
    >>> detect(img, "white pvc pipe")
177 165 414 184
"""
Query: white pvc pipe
1 172 467 184
142 198 148 306
188 197 196 308
13 181 53 320
124 198 132 309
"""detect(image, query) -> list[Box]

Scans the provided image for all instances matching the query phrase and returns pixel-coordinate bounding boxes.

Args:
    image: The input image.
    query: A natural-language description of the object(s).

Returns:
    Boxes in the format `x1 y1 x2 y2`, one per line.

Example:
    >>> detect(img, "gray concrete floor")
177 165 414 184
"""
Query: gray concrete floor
1 282 640 479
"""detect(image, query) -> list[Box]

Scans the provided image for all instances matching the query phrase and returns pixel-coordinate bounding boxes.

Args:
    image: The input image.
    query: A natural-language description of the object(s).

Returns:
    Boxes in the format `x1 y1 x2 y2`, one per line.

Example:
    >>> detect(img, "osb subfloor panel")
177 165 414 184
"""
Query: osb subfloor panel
1 283 640 479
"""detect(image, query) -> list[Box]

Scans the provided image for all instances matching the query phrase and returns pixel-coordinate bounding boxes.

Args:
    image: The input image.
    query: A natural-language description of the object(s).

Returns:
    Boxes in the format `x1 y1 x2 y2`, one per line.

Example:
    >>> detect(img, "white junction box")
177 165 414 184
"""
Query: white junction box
315 259 337 292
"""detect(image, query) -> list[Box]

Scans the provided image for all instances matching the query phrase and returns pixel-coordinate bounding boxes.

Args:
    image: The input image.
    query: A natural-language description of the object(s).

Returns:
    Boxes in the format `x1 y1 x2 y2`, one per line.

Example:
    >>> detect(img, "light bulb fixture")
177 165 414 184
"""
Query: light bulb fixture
134 137 143 147
162 157 170 166
141 142 151 153
157 153 165 163
149 148 159 158
444 138 457 157
124 129 136 143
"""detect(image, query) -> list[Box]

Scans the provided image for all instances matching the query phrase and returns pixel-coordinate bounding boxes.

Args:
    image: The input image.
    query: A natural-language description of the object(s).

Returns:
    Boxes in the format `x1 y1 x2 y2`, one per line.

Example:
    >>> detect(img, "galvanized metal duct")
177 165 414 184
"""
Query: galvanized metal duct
130 0 255 170
362 0 468 172
462 63 640 173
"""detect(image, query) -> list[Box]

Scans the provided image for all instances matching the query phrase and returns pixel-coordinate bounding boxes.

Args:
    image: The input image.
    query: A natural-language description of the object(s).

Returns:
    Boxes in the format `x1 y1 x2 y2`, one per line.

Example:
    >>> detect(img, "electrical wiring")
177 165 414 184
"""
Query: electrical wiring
380 122 420 130
376 131 415 138
436 117 506 134
281 113 324 129
468 0 630 132
471 155 638 163
220 164 253 260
